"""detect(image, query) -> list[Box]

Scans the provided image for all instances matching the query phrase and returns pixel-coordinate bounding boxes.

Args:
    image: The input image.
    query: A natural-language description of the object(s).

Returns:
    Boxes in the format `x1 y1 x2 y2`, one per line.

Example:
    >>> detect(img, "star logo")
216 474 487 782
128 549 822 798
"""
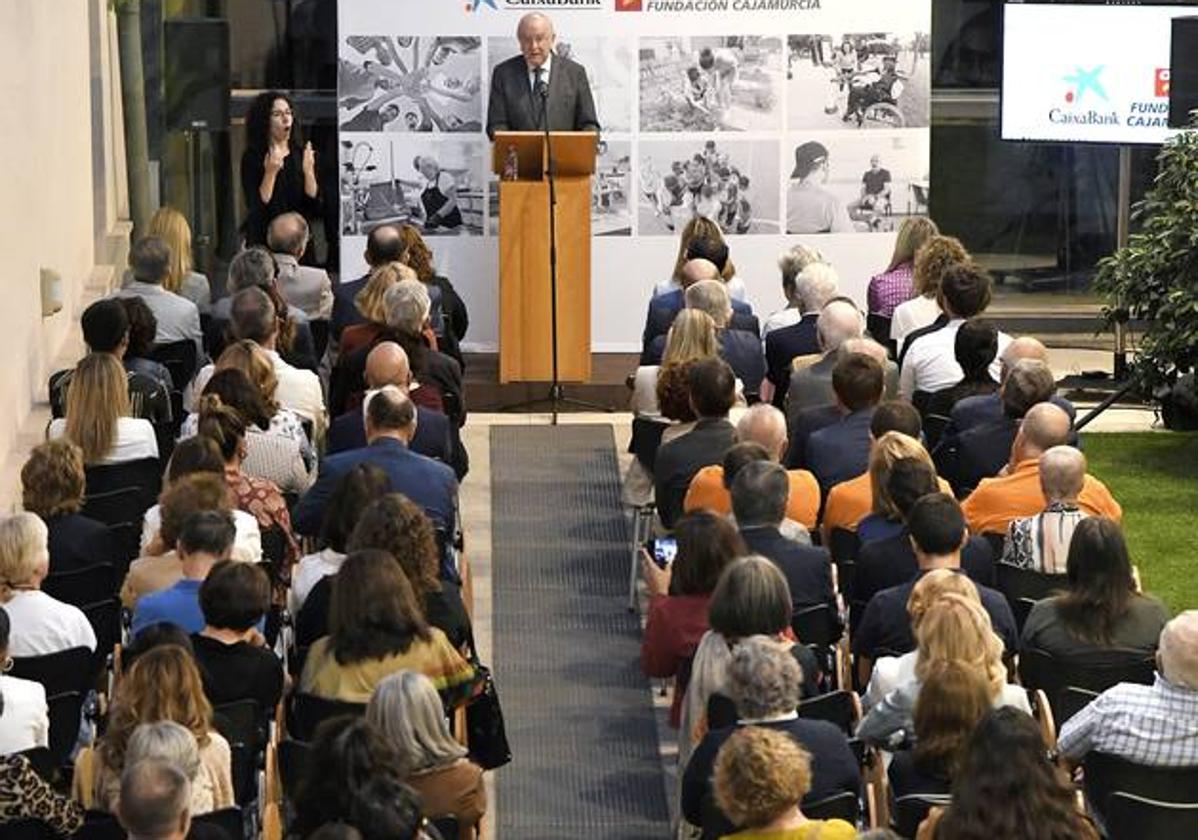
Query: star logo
1063 66 1108 105
467 0 497 10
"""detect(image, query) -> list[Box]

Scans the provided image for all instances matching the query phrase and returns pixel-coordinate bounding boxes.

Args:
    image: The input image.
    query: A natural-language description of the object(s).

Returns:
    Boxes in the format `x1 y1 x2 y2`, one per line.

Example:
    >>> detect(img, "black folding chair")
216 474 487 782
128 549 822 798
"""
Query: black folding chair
828 527 861 564
1019 648 1155 725
192 806 244 839
2 820 52 840
892 793 951 838
42 564 116 609
1084 752 1198 832
83 457 162 506
798 690 861 736
287 693 366 742
277 739 313 805
45 691 85 768
1106 792 1198 839
995 564 1066 634
1057 686 1099 725
80 598 122 674
148 339 198 392
214 699 263 807
10 646 94 695
804 790 859 824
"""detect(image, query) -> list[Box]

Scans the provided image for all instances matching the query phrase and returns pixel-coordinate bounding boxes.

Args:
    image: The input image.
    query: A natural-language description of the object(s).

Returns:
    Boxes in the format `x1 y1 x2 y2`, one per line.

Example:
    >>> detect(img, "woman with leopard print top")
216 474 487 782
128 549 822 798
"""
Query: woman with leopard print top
0 752 84 836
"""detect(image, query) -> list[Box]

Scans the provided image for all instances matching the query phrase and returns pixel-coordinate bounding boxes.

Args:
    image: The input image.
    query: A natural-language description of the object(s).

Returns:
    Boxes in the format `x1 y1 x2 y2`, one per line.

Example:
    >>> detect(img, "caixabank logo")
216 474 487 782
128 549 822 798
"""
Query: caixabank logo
1049 65 1119 127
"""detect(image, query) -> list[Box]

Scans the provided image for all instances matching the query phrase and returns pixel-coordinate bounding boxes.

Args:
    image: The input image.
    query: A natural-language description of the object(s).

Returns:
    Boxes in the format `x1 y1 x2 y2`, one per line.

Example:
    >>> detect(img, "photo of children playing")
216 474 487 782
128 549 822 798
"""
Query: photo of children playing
639 36 784 132
638 138 780 236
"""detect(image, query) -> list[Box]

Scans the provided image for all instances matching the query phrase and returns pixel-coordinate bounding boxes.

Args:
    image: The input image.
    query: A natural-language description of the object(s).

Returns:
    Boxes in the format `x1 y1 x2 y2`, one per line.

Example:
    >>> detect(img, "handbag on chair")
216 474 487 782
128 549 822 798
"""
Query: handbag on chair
466 664 511 770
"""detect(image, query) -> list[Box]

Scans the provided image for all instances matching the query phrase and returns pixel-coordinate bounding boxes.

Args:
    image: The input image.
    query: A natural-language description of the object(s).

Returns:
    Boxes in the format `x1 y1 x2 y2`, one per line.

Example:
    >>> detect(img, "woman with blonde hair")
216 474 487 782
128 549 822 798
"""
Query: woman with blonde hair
142 206 212 313
655 216 745 299
48 353 158 466
858 436 940 544
367 670 486 834
340 261 420 360
0 512 96 657
74 644 233 813
868 216 939 321
890 234 971 350
857 590 1030 747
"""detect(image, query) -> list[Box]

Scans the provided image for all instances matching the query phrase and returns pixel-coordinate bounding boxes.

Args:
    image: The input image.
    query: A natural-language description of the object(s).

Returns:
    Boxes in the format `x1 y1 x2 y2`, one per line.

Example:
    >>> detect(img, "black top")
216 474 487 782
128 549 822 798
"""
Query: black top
45 513 114 576
653 418 737 529
887 748 952 801
765 313 820 407
1020 595 1168 665
739 526 840 631
239 145 322 247
922 377 999 449
681 716 860 840
934 415 1019 498
851 569 1019 659
190 633 285 716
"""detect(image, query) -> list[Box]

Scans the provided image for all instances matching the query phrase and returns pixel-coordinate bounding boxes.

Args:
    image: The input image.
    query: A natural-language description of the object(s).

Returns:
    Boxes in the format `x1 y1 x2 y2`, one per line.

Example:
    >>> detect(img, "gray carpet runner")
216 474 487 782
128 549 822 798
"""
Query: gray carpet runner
491 425 671 839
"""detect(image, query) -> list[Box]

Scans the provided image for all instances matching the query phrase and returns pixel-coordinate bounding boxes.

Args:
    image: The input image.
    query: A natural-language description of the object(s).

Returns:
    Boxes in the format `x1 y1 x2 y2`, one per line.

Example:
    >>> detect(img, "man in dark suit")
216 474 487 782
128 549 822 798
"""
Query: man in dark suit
330 224 406 343
732 461 839 628
485 13 601 138
765 263 838 407
641 256 756 361
326 341 466 478
654 357 738 528
293 386 457 540
805 352 884 493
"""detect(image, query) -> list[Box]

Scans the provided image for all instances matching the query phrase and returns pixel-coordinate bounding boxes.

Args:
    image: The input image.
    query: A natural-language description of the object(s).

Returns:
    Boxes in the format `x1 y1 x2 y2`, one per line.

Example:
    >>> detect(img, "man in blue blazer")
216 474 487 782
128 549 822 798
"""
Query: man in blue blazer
294 386 457 540
641 257 756 360
805 352 884 493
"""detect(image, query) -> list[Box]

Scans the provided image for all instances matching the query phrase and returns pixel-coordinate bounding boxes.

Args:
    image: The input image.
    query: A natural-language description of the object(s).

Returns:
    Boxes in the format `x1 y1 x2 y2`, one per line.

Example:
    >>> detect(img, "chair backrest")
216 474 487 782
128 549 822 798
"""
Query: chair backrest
42 563 116 608
84 457 163 502
1 820 52 840
1084 751 1198 821
792 603 839 648
277 739 313 803
9 646 94 695
1057 686 1099 726
980 532 1006 558
192 805 244 839
80 598 121 671
995 563 1066 602
148 340 198 391
288 692 366 742
828 527 861 564
892 794 951 838
73 811 127 840
81 487 151 529
45 690 84 767
803 790 859 824
214 699 262 750
798 690 861 736
1019 647 1155 723
106 521 142 574
1106 791 1198 839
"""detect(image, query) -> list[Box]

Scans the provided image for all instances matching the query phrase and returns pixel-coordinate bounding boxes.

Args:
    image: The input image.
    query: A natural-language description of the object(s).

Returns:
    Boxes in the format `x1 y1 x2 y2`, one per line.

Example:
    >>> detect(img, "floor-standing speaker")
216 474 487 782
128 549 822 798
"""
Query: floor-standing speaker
1169 16 1198 129
163 18 230 131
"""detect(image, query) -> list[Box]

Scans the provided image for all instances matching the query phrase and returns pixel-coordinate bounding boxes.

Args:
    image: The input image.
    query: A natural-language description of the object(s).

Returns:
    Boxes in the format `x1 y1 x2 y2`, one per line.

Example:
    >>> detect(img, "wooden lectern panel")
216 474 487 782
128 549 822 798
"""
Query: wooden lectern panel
497 177 591 383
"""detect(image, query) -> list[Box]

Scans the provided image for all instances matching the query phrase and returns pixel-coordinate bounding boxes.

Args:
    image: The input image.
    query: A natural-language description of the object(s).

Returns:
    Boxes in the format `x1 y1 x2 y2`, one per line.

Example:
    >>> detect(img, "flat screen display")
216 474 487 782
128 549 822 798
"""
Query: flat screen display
1001 2 1198 144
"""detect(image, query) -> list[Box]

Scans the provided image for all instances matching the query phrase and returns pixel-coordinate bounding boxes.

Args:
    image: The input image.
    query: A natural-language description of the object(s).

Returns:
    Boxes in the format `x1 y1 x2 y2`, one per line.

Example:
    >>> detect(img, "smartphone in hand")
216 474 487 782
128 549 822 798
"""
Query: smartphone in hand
651 537 678 570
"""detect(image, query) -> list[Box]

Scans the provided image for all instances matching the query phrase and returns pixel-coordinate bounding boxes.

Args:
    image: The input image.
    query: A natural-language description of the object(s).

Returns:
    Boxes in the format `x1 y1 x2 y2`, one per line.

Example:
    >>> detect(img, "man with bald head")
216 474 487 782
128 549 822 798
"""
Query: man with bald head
641 257 757 361
1000 445 1090 573
683 403 821 529
325 341 465 476
784 298 862 420
330 223 406 342
948 335 1076 434
268 211 333 320
962 403 1121 536
486 13 600 138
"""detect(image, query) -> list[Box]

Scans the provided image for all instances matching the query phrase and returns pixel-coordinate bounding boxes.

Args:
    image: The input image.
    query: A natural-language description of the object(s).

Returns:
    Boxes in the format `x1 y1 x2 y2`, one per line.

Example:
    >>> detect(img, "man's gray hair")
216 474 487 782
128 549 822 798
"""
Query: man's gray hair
266 212 309 256
130 236 172 285
685 279 732 329
126 722 201 782
230 286 277 344
1159 610 1198 690
727 635 803 719
796 263 839 313
117 758 191 840
384 279 432 335
736 404 787 460
816 299 863 354
730 460 789 528
841 337 889 367
228 247 276 292
1038 445 1086 502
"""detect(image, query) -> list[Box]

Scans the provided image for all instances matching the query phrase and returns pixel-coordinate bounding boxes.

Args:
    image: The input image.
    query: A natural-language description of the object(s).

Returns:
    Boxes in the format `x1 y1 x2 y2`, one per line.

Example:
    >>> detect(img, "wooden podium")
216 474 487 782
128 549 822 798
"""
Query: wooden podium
492 131 596 384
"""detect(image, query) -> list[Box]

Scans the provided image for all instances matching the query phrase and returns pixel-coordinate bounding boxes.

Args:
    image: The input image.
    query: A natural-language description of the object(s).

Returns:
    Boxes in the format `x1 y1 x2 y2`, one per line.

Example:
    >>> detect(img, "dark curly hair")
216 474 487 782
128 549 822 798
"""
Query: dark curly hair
118 295 160 359
244 90 302 157
346 494 439 599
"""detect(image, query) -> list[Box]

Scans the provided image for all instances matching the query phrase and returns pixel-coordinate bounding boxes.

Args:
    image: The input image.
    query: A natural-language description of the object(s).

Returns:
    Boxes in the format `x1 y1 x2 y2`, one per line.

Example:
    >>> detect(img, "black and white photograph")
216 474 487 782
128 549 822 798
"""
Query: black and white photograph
637 138 780 236
487 35 633 133
338 35 483 132
785 130 928 235
639 36 785 132
340 134 485 236
786 32 930 130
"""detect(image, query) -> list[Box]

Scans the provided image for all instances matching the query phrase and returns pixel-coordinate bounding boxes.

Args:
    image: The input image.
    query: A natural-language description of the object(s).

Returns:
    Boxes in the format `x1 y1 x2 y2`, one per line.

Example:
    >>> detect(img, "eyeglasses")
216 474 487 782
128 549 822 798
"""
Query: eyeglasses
271 109 293 119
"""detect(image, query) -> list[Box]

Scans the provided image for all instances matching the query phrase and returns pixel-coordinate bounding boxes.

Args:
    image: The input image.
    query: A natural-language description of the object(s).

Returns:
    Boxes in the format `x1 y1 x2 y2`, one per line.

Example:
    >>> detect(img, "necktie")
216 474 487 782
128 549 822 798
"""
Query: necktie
534 67 545 95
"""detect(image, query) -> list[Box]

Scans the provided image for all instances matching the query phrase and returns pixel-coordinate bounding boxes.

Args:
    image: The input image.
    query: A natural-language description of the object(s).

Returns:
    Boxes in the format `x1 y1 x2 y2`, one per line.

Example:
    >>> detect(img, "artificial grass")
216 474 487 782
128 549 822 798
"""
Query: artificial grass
1081 432 1198 615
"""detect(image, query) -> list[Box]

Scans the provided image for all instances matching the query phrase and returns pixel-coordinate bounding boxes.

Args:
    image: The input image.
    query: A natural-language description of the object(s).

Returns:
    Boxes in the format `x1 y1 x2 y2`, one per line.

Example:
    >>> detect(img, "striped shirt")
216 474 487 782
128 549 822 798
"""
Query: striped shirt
1058 675 1198 767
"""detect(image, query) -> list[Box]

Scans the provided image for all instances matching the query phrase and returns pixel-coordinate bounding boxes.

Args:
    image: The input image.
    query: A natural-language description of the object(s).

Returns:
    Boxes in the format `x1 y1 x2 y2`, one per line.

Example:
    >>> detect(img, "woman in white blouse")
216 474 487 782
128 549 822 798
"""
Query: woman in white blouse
889 234 970 353
0 606 49 755
0 513 96 658
47 353 158 466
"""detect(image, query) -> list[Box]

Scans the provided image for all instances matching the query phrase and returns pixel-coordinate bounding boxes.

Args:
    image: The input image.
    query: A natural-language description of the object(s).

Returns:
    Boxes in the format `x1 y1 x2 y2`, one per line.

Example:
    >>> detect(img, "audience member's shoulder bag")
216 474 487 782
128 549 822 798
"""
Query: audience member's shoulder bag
466 664 511 770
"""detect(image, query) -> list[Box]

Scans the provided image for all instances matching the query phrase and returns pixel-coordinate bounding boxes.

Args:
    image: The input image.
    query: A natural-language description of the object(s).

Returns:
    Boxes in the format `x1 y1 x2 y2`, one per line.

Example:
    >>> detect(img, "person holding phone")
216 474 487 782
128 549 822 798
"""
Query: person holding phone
640 512 746 729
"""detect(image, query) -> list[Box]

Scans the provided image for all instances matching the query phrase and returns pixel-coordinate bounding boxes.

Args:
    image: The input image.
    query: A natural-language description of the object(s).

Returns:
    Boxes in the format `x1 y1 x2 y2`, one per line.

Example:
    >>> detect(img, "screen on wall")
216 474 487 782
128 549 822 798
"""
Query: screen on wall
1001 2 1198 145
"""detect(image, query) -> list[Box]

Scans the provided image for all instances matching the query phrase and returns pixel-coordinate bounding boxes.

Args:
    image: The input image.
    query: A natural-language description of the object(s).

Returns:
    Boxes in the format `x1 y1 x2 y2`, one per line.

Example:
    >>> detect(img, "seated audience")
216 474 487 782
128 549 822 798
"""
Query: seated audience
143 205 211 312
332 223 407 342
1001 445 1089 573
76 644 232 813
140 437 261 564
712 726 857 840
682 637 859 840
49 297 172 424
195 393 298 566
888 660 990 801
684 404 820 531
121 723 219 840
652 216 749 302
857 592 1030 748
20 439 114 575
398 223 469 344
114 235 203 359
290 463 389 614
0 606 49 754
367 671 487 831
900 262 1009 400
299 550 476 706
1021 517 1168 663
935 358 1057 496
869 216 939 321
339 261 419 362
889 234 968 353
291 716 427 840
765 262 838 407
947 336 1076 436
0 512 96 656
643 258 757 358
115 758 196 840
732 461 837 622
119 294 175 392
191 561 282 720
853 494 1018 672
131 511 235 636
210 246 316 368
761 243 825 337
680 557 821 767
654 311 728 428
920 318 999 448
641 512 746 728
268 211 333 320
858 446 934 546
920 707 1099 839
805 353 885 491
653 357 738 528
0 749 83 834
120 624 195 674
48 352 159 466
294 386 458 544
961 406 1120 537
784 298 863 421
1057 610 1198 768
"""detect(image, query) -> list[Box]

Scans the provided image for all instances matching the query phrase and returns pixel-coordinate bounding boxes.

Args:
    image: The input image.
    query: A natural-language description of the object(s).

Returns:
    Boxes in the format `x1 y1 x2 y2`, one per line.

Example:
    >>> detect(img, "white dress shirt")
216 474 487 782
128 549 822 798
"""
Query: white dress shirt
47 417 159 465
140 505 262 563
890 294 941 349
899 318 1011 399
0 674 49 754
288 548 347 614
3 590 97 656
